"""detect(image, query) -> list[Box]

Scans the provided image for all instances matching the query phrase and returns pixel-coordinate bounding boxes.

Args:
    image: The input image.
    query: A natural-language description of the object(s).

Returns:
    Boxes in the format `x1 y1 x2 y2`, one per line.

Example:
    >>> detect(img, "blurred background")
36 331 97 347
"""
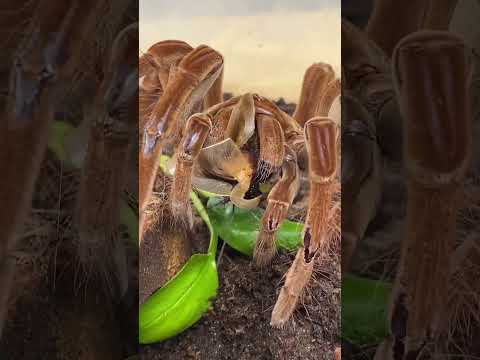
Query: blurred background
140 0 340 102
342 0 480 49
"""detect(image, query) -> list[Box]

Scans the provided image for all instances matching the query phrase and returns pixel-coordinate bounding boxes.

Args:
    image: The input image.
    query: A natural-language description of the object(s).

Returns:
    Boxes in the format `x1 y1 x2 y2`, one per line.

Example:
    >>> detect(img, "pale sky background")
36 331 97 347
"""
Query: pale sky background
140 0 341 102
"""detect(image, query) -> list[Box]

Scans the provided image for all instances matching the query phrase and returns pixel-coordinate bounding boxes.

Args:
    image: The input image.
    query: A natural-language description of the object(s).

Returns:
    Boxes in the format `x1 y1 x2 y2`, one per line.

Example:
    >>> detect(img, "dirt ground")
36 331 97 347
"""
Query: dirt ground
141 244 340 360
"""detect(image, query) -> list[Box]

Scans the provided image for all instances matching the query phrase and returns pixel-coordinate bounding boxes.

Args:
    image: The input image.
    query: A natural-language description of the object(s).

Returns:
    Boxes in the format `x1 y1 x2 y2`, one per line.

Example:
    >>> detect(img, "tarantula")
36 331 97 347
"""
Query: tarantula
139 40 341 326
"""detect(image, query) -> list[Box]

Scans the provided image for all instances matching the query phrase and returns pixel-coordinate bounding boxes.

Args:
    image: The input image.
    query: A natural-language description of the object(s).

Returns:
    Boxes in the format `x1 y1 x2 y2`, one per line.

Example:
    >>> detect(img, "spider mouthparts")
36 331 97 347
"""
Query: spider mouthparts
244 181 262 199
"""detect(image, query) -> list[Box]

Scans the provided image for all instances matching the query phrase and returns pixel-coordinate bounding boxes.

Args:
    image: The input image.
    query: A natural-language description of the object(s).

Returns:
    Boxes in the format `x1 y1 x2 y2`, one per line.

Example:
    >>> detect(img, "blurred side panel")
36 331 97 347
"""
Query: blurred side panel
342 1 480 358
0 1 139 358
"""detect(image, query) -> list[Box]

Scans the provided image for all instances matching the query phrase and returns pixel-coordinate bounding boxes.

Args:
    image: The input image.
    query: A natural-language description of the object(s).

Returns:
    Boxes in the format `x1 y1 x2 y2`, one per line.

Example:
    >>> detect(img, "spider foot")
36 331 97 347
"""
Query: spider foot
271 248 314 327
